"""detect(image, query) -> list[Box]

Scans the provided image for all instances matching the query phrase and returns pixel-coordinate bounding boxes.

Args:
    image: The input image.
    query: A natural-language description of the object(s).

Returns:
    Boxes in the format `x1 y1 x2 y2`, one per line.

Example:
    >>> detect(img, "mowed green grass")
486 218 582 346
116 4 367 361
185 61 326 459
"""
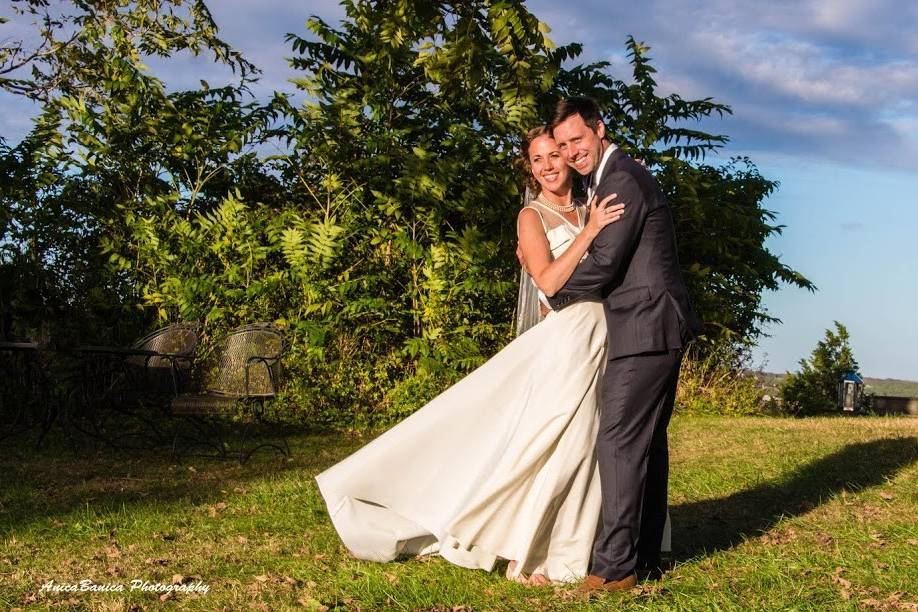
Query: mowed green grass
1 416 915 611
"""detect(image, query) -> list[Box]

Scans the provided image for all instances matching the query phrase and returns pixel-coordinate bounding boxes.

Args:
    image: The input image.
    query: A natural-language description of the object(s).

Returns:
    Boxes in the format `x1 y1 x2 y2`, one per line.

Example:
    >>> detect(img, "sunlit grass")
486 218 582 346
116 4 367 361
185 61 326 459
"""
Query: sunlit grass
1 416 915 610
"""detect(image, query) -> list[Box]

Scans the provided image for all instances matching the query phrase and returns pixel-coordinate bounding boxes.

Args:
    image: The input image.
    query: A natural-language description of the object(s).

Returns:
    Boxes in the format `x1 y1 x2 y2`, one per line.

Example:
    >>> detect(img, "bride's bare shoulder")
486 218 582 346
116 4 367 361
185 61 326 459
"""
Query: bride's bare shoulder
518 205 542 220
517 206 546 233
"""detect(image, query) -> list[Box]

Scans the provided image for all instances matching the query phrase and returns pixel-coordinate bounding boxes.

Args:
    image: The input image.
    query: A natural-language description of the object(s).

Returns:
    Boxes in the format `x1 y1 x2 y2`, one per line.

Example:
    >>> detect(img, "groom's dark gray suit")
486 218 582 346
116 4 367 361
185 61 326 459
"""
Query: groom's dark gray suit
547 146 700 580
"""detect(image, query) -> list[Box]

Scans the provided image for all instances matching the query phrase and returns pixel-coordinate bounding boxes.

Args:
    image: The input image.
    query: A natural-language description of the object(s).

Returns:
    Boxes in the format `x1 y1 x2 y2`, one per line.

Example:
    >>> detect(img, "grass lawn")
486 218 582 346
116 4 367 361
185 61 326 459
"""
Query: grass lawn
1 415 916 610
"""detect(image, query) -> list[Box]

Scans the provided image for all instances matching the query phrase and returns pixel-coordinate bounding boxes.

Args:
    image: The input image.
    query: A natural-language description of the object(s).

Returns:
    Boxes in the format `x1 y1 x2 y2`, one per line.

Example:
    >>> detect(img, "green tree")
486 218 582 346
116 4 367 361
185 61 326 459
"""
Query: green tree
278 0 556 421
0 0 272 343
660 158 814 354
780 321 861 415
1 0 253 101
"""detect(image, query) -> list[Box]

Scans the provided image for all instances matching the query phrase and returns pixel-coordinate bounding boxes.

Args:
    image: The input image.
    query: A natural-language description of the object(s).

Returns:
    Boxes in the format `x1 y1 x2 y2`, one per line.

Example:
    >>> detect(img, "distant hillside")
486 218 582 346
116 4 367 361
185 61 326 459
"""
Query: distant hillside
751 372 918 398
862 378 918 397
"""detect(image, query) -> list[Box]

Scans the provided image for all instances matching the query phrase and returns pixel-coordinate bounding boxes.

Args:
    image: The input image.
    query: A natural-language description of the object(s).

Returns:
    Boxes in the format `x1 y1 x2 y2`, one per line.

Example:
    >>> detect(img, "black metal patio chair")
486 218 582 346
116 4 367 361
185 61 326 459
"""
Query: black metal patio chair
124 322 201 398
170 323 289 462
70 322 201 446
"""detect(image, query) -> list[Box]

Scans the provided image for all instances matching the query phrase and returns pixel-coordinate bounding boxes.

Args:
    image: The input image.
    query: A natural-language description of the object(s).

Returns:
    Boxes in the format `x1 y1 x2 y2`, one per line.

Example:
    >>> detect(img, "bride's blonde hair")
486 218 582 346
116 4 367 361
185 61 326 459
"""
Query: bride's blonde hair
517 125 551 195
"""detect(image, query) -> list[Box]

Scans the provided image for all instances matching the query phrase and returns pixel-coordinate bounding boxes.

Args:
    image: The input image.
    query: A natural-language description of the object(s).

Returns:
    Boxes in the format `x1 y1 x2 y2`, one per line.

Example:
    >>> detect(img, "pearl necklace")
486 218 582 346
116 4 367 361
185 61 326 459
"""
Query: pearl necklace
535 194 575 213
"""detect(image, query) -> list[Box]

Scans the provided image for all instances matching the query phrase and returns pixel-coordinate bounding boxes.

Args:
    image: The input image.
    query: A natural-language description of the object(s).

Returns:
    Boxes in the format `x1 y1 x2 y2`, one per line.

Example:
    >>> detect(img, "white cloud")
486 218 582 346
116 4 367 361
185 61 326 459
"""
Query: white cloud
693 30 918 108
809 0 875 31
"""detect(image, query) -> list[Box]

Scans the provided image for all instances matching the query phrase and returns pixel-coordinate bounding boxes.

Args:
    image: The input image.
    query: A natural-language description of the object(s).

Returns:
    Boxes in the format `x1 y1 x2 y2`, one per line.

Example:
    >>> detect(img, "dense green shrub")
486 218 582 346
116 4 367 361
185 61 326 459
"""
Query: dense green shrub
675 346 765 416
780 321 865 415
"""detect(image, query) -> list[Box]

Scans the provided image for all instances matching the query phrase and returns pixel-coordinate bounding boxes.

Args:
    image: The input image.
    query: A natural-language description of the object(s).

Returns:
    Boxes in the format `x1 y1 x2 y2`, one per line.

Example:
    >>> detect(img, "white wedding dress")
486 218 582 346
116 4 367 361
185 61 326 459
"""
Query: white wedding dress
316 201 669 582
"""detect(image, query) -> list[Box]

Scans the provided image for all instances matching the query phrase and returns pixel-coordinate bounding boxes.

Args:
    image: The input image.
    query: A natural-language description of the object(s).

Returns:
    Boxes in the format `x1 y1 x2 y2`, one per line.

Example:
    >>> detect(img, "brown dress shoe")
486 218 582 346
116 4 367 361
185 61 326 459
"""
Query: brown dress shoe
576 573 637 599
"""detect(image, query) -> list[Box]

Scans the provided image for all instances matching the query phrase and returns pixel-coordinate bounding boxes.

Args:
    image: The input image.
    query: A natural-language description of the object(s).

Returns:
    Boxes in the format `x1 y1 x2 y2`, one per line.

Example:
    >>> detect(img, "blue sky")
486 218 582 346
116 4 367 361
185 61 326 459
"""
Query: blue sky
2 0 916 379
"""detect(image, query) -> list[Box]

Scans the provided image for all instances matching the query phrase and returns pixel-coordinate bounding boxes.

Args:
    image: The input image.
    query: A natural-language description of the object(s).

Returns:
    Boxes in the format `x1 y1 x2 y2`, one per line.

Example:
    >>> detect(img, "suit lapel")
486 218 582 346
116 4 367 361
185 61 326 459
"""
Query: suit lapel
602 148 628 180
587 147 627 200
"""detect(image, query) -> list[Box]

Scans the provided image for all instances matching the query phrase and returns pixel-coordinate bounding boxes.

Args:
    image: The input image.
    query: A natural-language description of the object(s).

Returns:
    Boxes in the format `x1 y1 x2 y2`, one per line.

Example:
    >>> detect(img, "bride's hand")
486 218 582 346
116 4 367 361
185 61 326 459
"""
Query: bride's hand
586 193 625 237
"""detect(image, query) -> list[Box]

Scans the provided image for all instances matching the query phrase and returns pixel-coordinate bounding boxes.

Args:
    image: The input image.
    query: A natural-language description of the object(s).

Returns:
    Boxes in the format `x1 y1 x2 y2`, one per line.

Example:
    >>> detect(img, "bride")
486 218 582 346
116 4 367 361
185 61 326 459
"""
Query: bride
316 127 634 584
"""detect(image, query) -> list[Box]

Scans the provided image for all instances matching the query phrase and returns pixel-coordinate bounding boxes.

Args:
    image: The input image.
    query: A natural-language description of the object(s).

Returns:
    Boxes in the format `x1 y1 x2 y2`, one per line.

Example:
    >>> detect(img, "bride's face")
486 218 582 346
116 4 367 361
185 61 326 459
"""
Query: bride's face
528 134 570 194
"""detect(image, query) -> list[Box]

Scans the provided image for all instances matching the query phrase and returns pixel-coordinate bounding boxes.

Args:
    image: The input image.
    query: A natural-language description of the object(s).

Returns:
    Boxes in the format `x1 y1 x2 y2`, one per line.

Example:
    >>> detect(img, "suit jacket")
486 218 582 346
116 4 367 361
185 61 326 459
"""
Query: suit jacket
547 147 701 359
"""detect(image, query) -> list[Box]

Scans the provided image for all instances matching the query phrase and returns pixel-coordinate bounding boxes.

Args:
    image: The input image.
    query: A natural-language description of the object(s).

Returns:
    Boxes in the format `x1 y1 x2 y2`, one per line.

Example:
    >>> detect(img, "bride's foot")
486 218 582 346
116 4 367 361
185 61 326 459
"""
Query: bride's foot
506 560 528 584
506 561 550 586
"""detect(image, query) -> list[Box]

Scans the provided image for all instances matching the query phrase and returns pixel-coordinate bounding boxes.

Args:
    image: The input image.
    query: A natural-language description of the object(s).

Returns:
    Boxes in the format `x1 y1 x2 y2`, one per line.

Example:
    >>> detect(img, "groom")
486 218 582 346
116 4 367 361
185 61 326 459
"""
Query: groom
546 96 701 596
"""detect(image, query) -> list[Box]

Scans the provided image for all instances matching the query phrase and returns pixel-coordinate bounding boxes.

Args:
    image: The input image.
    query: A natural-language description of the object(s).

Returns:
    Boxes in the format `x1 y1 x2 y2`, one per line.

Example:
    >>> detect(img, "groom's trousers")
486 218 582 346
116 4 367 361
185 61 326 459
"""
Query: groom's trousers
590 347 683 580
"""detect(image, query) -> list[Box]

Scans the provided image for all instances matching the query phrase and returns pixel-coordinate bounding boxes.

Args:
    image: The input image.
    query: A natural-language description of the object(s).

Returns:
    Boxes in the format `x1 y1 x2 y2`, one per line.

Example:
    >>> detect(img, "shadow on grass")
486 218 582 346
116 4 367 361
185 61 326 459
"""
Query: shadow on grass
0 423 360 538
670 437 918 559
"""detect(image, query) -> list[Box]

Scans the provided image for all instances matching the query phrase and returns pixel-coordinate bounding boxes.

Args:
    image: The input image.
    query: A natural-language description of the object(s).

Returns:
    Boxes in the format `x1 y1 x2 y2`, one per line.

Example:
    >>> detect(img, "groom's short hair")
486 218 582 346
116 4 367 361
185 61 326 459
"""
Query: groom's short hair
551 96 603 133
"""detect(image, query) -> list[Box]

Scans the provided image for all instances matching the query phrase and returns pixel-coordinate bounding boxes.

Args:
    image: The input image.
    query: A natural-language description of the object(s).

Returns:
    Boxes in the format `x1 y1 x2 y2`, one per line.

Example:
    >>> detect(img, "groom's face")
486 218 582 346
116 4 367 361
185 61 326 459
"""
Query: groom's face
552 113 606 176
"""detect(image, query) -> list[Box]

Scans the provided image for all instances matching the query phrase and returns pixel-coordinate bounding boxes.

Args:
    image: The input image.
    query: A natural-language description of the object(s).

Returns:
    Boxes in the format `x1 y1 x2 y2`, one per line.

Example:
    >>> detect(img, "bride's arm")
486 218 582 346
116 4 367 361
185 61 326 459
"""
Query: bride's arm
517 194 624 298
